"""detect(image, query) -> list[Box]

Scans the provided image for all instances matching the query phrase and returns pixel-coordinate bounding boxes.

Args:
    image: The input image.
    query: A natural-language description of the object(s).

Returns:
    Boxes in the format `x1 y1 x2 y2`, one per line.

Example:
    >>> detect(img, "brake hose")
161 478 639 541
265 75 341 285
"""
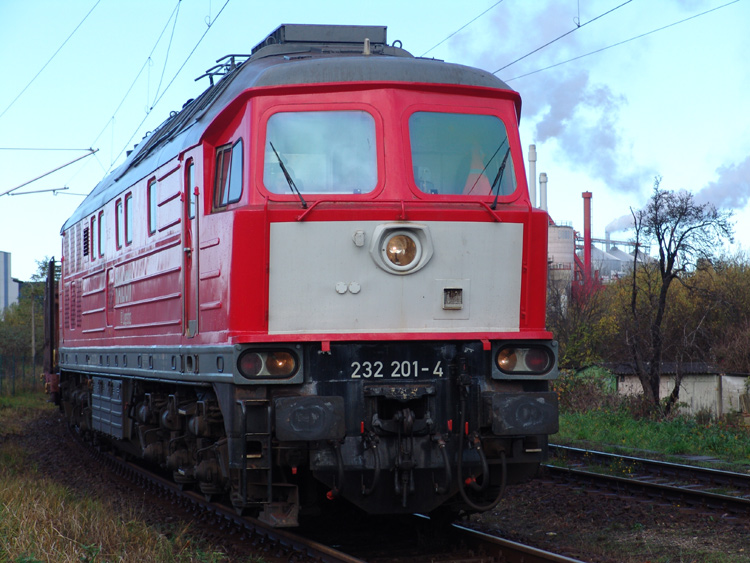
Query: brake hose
456 396 507 511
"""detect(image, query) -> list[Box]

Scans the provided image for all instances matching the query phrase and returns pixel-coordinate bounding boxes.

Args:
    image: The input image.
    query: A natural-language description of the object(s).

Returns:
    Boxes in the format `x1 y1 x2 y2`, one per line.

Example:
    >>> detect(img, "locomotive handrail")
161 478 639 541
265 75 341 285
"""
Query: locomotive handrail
294 198 505 222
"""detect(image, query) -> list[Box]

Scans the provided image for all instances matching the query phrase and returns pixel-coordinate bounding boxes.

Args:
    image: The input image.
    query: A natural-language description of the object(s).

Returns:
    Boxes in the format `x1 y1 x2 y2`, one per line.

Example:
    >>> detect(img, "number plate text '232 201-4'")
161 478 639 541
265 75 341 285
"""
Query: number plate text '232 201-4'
350 360 444 379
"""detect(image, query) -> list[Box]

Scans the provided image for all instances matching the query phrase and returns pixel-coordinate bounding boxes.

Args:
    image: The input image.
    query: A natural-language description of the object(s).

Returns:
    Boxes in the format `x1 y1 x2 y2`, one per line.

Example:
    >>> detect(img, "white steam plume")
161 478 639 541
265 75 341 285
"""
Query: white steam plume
605 212 635 234
694 155 750 209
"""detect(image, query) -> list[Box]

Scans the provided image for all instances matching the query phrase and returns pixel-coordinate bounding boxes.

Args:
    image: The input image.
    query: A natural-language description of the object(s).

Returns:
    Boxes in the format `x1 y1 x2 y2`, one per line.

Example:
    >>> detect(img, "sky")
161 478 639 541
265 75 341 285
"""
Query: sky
0 0 748 280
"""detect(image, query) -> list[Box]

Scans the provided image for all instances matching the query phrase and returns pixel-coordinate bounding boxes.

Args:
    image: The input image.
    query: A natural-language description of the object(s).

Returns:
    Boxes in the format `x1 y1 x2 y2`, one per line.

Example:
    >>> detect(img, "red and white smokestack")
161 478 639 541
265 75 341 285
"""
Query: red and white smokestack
528 144 537 207
583 191 592 280
539 172 548 212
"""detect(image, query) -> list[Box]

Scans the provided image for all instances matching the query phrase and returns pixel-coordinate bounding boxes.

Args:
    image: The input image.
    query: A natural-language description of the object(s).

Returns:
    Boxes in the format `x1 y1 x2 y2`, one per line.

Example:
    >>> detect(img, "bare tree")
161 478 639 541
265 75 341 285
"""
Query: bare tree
627 178 733 414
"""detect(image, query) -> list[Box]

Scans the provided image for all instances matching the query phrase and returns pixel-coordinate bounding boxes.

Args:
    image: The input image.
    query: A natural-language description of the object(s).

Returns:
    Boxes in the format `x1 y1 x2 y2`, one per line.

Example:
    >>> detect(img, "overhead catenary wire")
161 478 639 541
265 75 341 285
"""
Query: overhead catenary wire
153 0 182 107
0 1 187 197
0 0 101 123
151 0 231 110
0 147 94 151
107 0 232 172
5 2 738 198
420 0 506 57
88 1 183 154
506 0 741 81
493 0 633 74
0 150 98 197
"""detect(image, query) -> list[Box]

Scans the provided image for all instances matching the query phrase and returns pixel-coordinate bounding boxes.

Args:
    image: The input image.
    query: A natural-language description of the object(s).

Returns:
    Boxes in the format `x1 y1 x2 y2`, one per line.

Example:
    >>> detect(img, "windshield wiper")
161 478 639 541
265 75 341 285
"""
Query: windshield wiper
490 147 511 210
269 142 307 209
465 139 507 195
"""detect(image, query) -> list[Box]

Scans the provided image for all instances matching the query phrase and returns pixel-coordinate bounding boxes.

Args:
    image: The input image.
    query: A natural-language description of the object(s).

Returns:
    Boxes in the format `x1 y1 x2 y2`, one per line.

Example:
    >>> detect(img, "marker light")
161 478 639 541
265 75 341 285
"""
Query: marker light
238 352 263 377
266 351 296 376
495 346 552 375
524 348 551 372
237 349 298 379
496 348 518 372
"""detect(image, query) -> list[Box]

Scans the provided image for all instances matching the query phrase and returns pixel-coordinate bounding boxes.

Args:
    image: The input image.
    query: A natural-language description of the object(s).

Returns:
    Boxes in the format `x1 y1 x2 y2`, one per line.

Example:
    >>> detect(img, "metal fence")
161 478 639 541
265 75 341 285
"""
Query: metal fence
0 353 41 396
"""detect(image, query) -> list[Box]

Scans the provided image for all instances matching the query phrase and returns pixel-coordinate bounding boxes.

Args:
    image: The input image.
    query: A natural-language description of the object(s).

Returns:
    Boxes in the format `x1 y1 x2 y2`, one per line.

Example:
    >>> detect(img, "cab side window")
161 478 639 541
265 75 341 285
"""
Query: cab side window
125 193 133 245
116 199 124 249
148 179 157 235
89 216 96 260
214 139 243 209
98 211 105 258
186 160 196 219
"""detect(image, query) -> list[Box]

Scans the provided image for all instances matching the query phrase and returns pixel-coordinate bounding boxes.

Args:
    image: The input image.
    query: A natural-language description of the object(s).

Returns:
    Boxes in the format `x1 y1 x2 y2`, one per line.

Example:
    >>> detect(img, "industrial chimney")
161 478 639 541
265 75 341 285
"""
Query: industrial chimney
583 191 592 281
539 172 548 212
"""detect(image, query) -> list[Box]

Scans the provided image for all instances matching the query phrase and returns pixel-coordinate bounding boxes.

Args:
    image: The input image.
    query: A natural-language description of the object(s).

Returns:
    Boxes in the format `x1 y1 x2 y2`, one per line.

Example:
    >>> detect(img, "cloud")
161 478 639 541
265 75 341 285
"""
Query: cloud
694 155 750 210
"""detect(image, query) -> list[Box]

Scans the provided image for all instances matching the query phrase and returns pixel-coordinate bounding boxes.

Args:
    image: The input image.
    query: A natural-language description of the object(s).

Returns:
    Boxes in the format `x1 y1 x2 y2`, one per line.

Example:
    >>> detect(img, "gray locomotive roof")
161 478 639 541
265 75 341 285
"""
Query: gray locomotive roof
62 25 515 232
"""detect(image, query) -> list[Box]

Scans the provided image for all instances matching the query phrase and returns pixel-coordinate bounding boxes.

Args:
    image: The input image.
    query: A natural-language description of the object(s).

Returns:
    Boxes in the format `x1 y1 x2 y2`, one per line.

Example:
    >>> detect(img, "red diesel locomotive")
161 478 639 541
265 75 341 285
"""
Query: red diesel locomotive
50 24 558 527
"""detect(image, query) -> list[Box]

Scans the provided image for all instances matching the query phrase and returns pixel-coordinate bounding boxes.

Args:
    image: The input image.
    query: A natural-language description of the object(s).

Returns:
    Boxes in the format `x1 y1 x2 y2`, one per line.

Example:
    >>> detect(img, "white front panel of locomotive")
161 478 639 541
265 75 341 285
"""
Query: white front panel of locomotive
268 221 523 334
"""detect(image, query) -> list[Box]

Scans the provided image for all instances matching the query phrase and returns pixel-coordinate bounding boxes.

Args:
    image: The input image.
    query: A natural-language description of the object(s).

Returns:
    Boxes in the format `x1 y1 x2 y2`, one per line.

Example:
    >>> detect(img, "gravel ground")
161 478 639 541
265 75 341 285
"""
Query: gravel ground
17 408 750 562
471 473 750 562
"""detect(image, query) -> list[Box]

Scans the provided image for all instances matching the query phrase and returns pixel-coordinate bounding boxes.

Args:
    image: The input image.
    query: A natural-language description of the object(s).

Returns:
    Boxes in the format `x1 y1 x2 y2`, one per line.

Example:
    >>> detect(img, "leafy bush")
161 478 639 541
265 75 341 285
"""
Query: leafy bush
552 367 619 413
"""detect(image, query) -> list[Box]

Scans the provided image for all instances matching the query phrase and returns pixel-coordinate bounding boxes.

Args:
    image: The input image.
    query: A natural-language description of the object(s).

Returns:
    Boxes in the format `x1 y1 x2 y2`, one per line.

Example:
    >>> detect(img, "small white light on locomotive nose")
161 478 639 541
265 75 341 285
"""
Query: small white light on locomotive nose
383 233 420 269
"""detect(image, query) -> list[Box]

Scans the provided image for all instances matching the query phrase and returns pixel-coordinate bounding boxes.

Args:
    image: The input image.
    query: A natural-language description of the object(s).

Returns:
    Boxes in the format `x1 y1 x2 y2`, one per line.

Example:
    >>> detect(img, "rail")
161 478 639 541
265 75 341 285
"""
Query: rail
548 444 750 515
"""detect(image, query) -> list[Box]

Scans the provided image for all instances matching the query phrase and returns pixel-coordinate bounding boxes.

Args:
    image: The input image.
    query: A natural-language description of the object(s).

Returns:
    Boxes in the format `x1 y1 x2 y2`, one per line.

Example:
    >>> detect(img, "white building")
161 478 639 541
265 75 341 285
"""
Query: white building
0 251 20 310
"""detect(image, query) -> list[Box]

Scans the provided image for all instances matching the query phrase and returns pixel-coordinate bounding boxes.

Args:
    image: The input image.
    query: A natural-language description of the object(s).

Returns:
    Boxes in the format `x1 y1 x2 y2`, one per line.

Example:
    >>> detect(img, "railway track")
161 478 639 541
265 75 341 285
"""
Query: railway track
72 427 588 562
548 444 750 515
77 429 359 563
301 513 588 562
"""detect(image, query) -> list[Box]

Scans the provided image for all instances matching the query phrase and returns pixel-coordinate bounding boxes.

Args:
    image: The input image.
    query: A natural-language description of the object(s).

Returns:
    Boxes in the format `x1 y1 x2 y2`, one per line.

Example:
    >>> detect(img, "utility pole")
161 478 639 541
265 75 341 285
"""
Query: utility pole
31 297 36 379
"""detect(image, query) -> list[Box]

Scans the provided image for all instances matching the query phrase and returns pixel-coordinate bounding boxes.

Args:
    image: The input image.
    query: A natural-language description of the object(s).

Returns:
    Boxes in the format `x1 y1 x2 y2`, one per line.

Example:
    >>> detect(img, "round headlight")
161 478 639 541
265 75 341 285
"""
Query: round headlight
382 232 420 270
496 348 517 372
266 351 297 376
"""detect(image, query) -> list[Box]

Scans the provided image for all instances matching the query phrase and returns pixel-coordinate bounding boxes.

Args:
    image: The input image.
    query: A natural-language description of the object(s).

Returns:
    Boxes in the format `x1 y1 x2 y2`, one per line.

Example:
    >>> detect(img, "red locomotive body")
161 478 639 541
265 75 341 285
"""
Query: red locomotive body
55 25 558 526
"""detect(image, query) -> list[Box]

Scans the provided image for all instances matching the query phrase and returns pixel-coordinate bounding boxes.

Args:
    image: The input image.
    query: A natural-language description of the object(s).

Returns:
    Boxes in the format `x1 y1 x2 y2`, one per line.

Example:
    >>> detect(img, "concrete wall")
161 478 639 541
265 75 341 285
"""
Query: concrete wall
618 374 749 417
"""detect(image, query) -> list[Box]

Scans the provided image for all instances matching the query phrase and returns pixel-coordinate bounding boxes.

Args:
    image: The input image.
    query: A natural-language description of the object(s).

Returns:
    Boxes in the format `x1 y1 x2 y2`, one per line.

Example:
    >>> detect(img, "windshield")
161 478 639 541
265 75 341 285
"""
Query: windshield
409 112 516 197
264 110 377 195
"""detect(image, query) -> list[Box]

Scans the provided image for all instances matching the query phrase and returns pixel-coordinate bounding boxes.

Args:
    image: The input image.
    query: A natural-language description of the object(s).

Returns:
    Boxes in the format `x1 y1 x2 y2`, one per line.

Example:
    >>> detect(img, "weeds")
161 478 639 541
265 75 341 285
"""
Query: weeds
0 392 256 563
553 368 750 467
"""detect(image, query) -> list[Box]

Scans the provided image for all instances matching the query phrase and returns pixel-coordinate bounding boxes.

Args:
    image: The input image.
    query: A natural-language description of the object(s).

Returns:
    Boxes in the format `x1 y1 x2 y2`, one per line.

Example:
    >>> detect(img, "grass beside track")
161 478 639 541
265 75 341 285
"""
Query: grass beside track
556 408 750 468
0 392 261 563
551 366 750 471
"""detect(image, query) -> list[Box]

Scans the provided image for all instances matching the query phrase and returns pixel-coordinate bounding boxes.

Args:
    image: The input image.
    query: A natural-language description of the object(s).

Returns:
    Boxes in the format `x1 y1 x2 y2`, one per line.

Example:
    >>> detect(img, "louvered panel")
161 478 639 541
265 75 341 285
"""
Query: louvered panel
76 282 82 328
74 222 82 273
64 283 71 330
